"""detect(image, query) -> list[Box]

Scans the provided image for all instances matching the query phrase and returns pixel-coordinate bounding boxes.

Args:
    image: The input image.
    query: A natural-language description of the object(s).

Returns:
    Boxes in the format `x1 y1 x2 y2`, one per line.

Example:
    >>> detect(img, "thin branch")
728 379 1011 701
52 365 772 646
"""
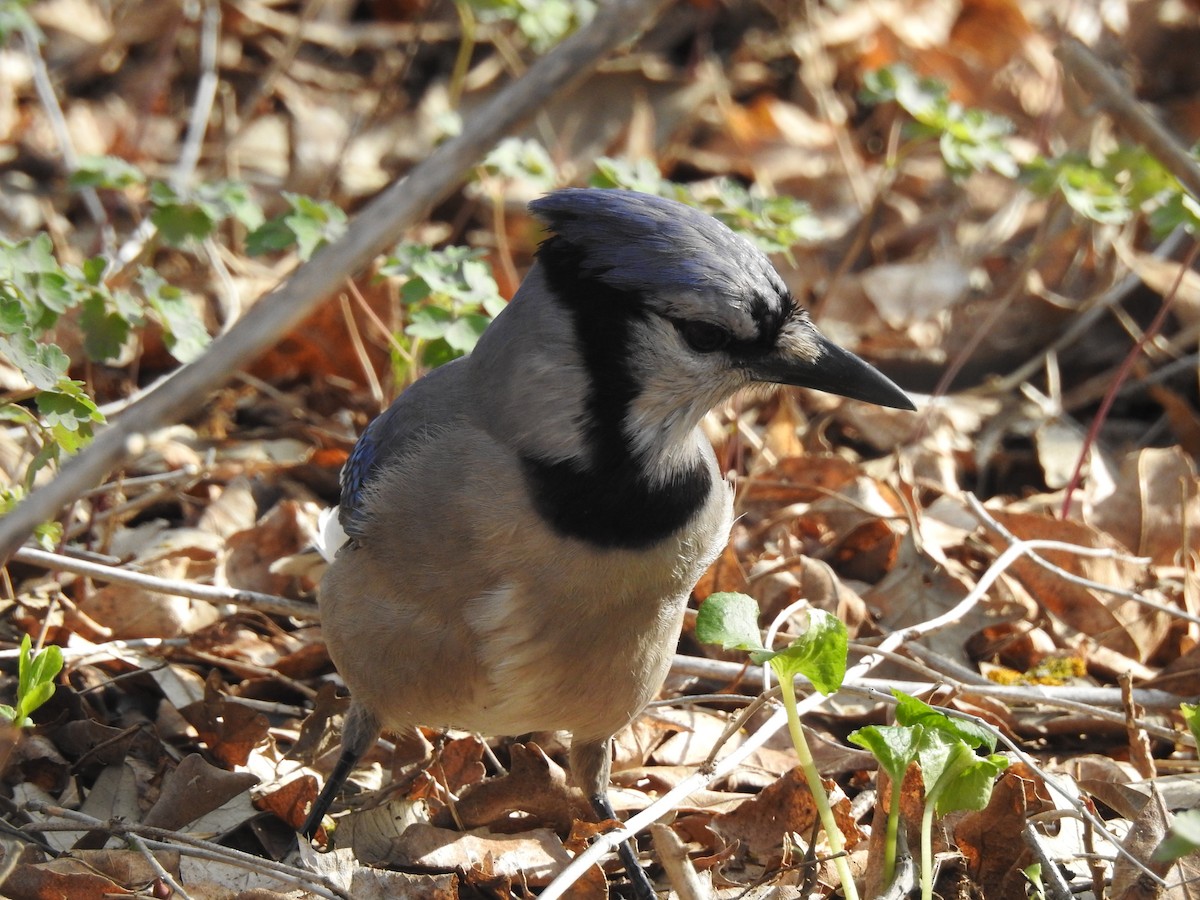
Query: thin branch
19 24 114 256
1057 38 1200 202
172 0 221 192
967 493 1200 627
11 546 316 619
22 801 348 900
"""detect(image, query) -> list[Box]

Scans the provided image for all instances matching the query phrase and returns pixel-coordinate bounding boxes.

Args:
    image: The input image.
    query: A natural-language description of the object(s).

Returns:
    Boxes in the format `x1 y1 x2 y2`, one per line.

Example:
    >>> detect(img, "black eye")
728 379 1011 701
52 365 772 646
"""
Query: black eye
679 321 730 353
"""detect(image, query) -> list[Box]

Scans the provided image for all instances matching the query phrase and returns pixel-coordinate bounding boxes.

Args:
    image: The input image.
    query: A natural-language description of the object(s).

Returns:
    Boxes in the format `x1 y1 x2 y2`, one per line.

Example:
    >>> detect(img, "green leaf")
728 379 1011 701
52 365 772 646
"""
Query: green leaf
695 592 767 653
932 750 1008 815
139 269 210 363
420 337 459 368
245 219 301 256
11 635 62 725
70 155 145 190
848 723 924 784
284 193 347 260
1183 703 1200 749
0 331 69 390
762 608 847 695
482 137 558 189
465 0 596 51
151 199 217 245
893 690 997 751
33 519 62 551
444 313 491 352
16 634 33 702
82 256 108 285
1154 808 1200 863
36 380 104 453
27 641 63 690
399 276 433 306
80 292 131 361
406 306 453 340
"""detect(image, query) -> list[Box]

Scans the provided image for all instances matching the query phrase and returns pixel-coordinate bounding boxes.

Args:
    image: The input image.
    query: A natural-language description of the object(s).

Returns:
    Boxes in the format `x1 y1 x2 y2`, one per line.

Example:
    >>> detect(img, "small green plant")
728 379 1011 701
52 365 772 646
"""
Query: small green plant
72 156 266 247
1022 863 1045 900
481 137 559 191
1 634 63 728
1183 702 1200 748
245 193 347 261
1025 145 1200 236
861 64 1018 179
849 691 1009 900
590 157 822 254
861 65 1200 238
1155 808 1200 863
381 244 508 381
462 0 595 51
696 591 858 900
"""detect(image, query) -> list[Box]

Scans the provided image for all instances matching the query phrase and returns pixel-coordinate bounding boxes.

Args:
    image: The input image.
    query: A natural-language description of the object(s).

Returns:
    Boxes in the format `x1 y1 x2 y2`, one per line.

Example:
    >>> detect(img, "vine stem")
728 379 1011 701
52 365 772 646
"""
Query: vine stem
778 672 860 900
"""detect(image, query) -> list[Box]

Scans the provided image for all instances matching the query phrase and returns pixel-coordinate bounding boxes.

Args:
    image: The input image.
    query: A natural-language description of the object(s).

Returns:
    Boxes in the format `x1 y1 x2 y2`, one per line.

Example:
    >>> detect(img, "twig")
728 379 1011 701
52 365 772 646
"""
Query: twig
1059 242 1200 517
967 493 1200 628
994 229 1187 393
19 24 114 257
172 0 221 192
0 0 672 564
669 656 1190 740
650 823 708 900
22 801 348 900
0 637 187 662
11 546 316 619
1056 39 1200 202
127 832 194 900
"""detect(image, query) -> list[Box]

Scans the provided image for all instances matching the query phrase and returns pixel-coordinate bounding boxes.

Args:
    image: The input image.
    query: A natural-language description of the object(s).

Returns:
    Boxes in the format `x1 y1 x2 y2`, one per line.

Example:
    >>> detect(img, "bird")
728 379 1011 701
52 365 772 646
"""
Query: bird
301 187 915 895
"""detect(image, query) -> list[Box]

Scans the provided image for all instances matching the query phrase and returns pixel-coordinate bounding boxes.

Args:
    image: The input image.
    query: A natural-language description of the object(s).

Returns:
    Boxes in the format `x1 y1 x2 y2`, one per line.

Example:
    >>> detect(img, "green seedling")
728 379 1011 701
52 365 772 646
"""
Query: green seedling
381 244 508 380
1 634 63 728
1154 808 1200 863
850 691 1008 900
1182 702 1199 749
1022 863 1045 900
696 591 857 900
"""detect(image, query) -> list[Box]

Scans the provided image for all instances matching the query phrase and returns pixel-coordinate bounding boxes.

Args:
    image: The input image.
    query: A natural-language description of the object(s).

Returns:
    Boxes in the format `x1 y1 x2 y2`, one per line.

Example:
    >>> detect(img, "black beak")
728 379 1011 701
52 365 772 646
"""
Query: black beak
752 333 916 411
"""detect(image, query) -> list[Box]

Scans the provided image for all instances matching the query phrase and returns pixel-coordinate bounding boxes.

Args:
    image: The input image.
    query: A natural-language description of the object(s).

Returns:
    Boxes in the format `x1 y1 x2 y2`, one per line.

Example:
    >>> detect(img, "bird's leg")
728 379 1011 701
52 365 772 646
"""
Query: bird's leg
301 702 380 840
572 738 657 900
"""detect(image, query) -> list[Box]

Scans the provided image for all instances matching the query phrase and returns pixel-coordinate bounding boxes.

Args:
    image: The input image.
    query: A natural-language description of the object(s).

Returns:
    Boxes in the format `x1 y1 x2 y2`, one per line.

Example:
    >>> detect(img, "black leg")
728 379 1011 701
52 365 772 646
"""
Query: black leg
302 744 361 839
591 792 656 900
301 702 379 840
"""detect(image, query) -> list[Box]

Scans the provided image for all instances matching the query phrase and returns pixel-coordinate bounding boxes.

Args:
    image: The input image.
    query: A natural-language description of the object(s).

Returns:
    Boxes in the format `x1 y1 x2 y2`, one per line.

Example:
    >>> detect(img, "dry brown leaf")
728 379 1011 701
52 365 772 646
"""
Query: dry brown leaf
864 533 1021 667
180 671 271 768
652 708 739 767
452 742 589 833
1112 786 1175 900
712 766 864 860
2 849 180 900
986 510 1171 663
390 822 574 886
1089 447 1200 567
954 762 1055 900
142 752 259 830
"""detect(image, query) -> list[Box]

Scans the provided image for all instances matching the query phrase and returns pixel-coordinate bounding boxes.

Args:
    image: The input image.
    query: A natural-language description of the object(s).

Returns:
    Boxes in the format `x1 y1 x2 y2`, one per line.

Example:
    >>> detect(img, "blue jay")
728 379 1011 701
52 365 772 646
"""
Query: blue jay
302 188 914 894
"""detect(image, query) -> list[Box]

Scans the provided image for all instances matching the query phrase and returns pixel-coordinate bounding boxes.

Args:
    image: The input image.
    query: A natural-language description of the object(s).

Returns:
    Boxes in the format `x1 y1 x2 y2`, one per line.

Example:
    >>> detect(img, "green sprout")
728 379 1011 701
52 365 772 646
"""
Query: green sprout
696 591 857 900
850 691 1009 900
1 634 64 729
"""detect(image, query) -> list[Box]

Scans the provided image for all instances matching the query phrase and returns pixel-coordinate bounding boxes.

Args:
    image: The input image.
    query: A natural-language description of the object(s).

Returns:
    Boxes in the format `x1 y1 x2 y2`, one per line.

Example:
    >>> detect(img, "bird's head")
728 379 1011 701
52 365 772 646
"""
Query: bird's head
515 189 914 476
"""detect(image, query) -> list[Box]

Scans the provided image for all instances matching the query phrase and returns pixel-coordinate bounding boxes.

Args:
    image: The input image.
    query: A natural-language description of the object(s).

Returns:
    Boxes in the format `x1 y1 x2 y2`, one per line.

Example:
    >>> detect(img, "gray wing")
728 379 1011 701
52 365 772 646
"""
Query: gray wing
338 358 467 540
